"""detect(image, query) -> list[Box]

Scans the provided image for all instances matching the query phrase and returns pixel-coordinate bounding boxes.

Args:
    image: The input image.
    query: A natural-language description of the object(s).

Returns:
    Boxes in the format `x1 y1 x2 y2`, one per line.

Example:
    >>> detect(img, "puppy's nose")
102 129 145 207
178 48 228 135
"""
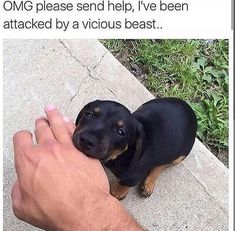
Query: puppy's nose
79 132 95 150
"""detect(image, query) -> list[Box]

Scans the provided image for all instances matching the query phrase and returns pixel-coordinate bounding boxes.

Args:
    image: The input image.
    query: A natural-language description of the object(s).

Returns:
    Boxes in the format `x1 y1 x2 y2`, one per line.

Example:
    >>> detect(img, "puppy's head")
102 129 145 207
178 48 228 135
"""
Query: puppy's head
72 100 144 163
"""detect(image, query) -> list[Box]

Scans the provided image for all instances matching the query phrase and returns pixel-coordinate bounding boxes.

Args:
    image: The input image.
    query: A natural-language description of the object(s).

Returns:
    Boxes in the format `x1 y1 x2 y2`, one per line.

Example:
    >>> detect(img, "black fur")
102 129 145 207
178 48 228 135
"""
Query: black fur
72 98 197 187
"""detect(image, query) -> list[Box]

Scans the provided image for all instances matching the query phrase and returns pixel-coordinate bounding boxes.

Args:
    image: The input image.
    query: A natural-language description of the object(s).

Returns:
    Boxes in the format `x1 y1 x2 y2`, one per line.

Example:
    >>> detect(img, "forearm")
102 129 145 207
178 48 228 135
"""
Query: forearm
62 193 143 231
104 195 144 231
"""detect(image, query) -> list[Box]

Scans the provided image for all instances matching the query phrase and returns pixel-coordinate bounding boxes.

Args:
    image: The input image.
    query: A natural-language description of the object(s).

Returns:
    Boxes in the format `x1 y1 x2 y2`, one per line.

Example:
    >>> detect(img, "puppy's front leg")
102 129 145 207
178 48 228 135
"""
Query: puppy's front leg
110 182 130 200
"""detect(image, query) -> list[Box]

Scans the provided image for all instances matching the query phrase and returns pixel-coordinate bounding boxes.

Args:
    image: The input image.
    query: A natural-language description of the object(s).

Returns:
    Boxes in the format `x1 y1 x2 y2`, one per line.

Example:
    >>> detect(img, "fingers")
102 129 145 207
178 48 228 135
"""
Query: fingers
63 116 76 137
44 105 72 144
13 130 34 160
13 130 34 180
13 130 34 152
35 117 54 144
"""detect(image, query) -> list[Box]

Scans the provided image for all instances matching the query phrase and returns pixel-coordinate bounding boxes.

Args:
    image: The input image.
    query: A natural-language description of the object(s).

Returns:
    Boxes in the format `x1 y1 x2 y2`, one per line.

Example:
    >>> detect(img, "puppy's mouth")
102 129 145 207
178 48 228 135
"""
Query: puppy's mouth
72 130 128 163
75 143 107 160
101 145 128 163
72 131 107 160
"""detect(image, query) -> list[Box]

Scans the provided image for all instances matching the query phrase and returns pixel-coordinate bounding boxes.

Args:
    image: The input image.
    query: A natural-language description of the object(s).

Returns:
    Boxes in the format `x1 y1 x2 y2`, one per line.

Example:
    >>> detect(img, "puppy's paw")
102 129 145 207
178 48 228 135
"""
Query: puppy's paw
141 181 154 198
110 182 129 200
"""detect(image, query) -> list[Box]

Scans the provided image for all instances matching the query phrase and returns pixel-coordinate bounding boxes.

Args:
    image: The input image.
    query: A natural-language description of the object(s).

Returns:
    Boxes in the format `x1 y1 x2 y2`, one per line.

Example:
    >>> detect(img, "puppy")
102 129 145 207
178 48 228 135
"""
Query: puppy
72 98 197 199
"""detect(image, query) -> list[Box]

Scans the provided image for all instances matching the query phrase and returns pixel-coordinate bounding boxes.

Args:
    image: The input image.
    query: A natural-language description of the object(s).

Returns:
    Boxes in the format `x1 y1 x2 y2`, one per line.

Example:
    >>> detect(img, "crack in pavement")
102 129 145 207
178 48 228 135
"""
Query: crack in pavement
3 166 15 191
182 163 228 216
59 39 83 65
59 39 100 80
104 85 119 99
58 39 120 101
93 51 108 70
69 76 87 102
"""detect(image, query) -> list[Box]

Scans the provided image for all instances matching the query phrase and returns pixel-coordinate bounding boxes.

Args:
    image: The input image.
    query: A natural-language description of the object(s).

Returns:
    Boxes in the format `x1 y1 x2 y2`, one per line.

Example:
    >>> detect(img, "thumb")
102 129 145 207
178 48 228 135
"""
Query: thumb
11 181 23 219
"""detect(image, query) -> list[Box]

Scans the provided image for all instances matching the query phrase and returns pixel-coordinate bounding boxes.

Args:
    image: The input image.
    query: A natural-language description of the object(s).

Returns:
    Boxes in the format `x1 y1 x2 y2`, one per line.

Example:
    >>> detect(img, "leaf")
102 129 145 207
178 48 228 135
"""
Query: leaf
208 69 220 78
203 99 211 108
197 57 207 69
211 93 221 107
204 66 213 73
224 75 229 85
193 62 200 70
202 74 212 83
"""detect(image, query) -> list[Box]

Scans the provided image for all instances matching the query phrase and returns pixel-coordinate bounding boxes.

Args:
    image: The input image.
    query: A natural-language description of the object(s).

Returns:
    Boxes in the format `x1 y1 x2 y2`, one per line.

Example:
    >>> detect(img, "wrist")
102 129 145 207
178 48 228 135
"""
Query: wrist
105 194 144 231
62 192 143 231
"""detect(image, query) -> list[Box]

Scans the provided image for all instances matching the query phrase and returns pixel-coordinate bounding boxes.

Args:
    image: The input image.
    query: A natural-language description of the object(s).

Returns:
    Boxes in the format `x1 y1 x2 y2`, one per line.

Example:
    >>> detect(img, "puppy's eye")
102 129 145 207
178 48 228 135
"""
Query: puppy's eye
84 112 93 119
116 128 126 137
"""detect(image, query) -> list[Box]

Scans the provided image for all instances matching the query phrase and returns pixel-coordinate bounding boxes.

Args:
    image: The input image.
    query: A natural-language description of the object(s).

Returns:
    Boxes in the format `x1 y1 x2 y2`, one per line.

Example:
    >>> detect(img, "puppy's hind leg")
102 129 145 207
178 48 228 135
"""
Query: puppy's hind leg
171 155 186 165
141 156 186 198
110 182 130 200
141 165 167 198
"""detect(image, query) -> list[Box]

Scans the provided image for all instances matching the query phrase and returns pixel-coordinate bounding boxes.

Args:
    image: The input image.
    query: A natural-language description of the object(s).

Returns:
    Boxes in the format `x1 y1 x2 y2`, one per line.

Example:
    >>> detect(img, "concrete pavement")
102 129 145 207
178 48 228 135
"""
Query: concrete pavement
3 39 229 231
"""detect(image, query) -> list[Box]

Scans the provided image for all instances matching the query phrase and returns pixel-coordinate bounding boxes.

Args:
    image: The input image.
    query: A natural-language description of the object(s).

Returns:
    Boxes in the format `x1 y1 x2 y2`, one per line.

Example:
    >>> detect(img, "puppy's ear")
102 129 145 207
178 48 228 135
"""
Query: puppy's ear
75 106 86 126
75 102 91 126
130 121 145 168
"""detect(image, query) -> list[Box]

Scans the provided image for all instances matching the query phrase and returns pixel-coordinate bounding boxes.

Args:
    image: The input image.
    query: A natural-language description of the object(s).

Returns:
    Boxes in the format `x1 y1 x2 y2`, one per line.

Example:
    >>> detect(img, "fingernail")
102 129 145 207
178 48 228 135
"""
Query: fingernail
63 116 70 123
45 104 56 111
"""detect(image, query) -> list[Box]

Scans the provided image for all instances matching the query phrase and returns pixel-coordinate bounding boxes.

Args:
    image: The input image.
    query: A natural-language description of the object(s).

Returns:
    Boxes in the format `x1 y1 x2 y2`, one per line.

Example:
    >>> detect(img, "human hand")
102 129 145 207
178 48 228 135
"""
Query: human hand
11 105 143 231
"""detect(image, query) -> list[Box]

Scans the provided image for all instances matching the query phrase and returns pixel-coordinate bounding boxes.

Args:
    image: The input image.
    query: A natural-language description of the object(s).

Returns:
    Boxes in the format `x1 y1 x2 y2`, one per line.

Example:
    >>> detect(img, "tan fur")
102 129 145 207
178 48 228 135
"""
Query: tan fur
106 145 128 161
117 120 124 127
94 107 100 113
110 182 130 200
141 165 167 197
171 155 186 165
141 155 186 197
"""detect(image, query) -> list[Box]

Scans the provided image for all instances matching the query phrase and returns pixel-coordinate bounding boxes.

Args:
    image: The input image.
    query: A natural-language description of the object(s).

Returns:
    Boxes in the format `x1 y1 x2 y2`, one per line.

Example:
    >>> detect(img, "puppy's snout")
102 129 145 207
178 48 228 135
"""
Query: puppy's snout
79 133 95 149
73 130 107 159
73 131 98 151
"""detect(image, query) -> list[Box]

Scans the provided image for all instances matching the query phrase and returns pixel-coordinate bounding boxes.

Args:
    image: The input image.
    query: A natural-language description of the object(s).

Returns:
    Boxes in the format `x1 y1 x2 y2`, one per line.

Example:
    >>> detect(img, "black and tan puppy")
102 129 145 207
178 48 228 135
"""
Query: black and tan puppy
72 98 197 200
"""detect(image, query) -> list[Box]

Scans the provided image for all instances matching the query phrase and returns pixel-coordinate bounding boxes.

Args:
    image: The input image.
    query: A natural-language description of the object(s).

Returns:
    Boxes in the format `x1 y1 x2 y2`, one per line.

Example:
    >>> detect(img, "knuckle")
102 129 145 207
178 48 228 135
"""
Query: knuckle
44 139 59 153
12 205 23 220
13 206 30 224
12 197 26 221
35 118 48 128
51 117 62 126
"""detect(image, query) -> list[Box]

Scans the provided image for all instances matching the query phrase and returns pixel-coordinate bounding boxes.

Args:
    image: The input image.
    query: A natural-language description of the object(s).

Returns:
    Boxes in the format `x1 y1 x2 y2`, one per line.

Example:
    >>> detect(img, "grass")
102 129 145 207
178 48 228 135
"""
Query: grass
101 39 229 161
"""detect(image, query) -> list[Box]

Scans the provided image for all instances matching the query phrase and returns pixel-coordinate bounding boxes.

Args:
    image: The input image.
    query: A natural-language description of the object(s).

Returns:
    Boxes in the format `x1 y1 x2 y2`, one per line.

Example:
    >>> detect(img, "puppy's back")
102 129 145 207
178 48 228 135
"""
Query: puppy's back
133 98 197 164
